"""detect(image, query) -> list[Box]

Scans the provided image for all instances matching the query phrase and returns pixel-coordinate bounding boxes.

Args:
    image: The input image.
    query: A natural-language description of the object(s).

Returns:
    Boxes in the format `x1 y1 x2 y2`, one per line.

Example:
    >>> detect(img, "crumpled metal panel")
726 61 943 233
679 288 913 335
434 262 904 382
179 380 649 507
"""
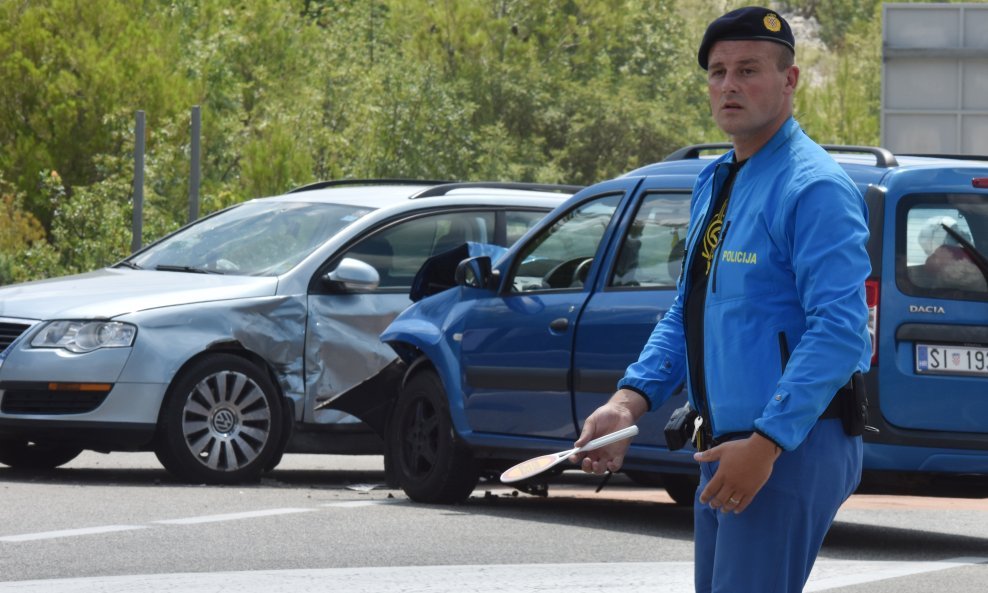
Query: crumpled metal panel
115 296 308 417
306 242 507 428
305 292 411 425
226 296 308 408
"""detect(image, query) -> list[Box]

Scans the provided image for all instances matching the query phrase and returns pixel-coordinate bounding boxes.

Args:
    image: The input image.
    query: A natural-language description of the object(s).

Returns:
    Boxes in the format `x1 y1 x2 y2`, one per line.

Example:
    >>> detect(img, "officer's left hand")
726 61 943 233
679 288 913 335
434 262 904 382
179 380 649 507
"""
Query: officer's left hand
693 433 781 514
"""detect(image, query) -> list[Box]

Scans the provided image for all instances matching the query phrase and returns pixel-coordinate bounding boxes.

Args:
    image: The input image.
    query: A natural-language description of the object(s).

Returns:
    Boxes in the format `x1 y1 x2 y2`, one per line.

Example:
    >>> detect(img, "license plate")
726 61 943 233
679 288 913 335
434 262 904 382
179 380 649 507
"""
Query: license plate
915 343 988 376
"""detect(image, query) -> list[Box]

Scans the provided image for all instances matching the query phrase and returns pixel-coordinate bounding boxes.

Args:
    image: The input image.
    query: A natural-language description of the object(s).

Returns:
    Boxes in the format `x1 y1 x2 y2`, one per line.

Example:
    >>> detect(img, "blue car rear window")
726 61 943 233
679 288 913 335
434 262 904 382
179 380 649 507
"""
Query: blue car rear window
896 193 988 300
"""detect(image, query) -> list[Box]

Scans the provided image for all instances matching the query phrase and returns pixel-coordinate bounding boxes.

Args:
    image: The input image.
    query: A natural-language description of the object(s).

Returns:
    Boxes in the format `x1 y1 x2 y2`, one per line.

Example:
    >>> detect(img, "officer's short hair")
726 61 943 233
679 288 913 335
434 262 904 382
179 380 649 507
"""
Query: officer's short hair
774 42 795 71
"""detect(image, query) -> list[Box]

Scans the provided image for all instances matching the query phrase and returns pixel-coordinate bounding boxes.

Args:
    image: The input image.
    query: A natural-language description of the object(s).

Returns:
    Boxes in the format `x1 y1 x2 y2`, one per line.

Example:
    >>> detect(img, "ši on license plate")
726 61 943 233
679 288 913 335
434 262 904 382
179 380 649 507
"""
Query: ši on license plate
916 343 988 377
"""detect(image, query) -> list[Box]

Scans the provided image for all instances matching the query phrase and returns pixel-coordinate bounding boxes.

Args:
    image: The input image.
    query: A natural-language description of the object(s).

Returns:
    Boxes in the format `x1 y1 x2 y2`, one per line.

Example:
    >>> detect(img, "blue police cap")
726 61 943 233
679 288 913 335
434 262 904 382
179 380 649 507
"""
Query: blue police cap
698 6 795 70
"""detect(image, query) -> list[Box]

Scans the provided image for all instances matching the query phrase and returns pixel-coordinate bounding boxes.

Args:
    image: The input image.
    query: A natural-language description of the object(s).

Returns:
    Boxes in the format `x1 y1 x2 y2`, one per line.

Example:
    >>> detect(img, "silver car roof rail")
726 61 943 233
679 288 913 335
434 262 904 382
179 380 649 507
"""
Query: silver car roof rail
409 181 584 199
664 143 899 168
287 179 454 193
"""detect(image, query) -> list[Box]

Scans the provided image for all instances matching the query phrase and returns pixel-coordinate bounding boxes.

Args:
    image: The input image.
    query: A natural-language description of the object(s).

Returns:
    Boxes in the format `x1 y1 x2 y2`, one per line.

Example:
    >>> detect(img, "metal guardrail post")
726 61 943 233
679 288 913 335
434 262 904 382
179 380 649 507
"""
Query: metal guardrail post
189 106 201 222
131 110 145 253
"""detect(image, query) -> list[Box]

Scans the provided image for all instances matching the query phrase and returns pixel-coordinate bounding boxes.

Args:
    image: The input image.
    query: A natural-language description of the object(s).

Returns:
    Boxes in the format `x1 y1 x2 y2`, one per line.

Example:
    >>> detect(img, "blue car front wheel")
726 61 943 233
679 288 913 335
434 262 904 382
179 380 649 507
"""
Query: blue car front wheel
389 368 478 503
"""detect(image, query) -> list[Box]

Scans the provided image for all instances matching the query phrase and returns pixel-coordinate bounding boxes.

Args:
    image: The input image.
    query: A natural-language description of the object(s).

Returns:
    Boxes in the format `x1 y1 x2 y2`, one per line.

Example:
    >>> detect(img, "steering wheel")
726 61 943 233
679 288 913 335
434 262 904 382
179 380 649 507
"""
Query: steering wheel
572 257 594 286
542 257 593 289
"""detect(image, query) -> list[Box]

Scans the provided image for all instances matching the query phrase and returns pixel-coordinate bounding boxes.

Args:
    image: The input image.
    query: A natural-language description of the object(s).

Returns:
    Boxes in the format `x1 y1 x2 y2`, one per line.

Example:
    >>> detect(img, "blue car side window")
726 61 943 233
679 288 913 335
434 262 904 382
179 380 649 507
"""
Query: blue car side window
510 193 623 292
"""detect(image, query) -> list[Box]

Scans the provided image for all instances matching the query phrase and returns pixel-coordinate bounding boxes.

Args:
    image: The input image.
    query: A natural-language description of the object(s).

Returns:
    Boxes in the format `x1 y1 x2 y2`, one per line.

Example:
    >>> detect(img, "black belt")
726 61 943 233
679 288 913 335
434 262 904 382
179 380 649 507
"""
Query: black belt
697 379 853 451
701 431 750 450
821 378 854 420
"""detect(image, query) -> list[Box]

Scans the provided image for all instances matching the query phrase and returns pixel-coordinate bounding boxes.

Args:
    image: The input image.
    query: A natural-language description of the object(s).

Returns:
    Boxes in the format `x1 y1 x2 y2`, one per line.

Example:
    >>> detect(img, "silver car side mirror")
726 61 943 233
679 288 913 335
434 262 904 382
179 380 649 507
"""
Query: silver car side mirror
325 257 380 292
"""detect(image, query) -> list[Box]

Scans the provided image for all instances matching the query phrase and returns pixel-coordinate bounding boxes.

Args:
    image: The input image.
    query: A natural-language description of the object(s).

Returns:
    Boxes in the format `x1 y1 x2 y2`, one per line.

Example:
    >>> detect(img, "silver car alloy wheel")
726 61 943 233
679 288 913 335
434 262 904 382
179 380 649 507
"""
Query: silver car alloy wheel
181 370 272 472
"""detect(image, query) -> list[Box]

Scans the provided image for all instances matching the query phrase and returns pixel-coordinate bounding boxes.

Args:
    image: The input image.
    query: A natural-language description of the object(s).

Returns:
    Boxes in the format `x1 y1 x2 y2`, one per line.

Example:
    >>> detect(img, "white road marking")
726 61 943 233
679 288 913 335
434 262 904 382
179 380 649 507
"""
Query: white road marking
0 525 147 543
0 503 379 544
0 558 984 592
804 556 988 591
321 499 402 508
153 507 316 525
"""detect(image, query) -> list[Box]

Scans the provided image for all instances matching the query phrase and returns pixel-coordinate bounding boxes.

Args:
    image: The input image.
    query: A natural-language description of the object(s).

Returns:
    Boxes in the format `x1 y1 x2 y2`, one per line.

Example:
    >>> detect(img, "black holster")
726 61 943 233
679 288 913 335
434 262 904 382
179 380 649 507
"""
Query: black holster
839 371 868 437
664 402 698 451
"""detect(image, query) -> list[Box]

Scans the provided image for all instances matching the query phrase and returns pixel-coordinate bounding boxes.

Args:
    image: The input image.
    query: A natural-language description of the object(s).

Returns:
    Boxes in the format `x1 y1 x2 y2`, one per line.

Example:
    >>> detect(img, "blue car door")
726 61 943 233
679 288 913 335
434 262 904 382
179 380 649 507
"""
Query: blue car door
458 180 640 440
572 178 695 448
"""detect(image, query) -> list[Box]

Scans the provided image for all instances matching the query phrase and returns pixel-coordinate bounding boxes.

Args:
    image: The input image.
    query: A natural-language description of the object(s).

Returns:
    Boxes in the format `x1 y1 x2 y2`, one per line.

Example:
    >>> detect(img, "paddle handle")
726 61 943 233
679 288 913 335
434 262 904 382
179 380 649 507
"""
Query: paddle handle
578 425 639 453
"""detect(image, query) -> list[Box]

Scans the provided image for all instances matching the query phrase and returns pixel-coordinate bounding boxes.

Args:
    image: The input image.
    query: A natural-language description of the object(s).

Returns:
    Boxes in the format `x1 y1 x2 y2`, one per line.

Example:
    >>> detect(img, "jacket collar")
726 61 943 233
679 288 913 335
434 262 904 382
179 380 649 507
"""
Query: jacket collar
752 116 799 162
714 116 800 171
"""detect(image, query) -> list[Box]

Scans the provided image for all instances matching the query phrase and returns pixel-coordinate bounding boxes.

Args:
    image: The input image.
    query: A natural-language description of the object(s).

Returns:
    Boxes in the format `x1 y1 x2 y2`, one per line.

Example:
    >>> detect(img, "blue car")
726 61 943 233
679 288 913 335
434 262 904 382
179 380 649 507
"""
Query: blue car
382 145 988 504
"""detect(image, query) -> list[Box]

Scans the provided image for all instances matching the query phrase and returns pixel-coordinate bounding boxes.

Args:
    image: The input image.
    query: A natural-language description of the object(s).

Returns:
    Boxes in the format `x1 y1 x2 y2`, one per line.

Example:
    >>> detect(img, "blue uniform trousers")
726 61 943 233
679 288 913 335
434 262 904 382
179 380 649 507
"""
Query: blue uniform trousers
693 419 863 593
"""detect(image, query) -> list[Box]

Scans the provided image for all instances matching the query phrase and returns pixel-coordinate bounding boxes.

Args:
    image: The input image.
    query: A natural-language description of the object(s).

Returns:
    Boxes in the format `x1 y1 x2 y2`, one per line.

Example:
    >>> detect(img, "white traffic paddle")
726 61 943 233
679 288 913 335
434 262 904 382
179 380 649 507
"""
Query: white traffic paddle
499 425 639 483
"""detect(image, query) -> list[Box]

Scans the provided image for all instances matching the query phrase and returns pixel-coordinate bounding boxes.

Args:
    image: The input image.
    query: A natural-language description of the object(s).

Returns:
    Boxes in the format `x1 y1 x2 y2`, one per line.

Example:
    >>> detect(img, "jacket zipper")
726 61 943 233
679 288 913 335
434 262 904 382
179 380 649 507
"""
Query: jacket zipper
710 220 731 294
689 161 735 445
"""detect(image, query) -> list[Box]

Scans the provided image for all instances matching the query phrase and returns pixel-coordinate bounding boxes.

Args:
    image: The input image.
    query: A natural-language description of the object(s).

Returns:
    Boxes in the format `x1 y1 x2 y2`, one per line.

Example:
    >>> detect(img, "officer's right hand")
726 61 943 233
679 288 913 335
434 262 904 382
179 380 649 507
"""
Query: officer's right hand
570 389 647 474
693 432 780 513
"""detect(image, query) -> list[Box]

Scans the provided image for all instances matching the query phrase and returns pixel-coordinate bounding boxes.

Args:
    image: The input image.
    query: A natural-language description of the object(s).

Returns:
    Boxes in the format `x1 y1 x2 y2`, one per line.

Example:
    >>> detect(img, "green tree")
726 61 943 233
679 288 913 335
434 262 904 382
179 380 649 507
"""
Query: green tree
0 0 191 230
0 176 47 285
386 0 706 182
791 1 882 145
777 0 882 50
169 0 328 199
0 0 894 284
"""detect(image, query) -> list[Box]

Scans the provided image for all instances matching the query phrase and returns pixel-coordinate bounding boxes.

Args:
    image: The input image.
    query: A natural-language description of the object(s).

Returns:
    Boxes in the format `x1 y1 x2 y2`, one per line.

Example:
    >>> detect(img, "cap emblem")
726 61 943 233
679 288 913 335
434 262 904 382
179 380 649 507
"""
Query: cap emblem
763 13 782 32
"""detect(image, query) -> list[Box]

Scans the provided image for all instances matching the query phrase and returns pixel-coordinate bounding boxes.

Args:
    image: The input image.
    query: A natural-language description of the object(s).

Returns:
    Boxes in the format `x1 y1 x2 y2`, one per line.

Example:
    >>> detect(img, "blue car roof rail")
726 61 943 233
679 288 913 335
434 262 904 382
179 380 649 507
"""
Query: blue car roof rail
287 179 455 193
665 143 899 168
409 182 585 199
897 153 988 162
820 146 898 168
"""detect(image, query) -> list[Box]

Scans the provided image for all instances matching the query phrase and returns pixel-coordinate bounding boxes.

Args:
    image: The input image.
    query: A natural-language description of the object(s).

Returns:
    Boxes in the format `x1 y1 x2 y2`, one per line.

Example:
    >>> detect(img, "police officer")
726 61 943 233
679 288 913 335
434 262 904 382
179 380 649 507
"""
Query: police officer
571 7 871 593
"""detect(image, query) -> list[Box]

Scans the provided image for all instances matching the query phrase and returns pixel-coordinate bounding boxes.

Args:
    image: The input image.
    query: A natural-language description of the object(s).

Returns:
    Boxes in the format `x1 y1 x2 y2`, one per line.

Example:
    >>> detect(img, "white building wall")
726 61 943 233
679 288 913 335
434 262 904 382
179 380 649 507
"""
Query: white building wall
882 3 988 155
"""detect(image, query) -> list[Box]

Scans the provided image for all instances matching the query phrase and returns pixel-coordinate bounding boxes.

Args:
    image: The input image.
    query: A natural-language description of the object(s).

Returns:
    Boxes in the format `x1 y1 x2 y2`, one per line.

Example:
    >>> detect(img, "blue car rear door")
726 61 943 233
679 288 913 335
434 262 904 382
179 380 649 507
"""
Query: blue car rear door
876 165 988 439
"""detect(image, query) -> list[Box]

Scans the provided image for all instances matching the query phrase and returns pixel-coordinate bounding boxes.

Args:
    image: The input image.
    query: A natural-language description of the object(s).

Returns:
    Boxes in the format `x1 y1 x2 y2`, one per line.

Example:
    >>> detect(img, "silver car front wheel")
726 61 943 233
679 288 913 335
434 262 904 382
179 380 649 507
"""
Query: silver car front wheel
154 354 283 484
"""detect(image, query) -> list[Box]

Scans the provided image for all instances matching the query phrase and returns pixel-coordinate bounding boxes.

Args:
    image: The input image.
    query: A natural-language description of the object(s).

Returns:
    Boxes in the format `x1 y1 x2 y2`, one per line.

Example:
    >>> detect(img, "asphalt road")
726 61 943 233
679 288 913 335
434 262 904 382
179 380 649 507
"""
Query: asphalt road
0 452 985 592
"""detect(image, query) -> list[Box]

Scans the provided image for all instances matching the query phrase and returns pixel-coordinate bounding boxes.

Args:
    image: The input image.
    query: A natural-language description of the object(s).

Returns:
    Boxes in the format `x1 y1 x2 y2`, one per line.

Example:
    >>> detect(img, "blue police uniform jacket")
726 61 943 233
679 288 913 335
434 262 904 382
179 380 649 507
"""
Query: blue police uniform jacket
619 117 872 451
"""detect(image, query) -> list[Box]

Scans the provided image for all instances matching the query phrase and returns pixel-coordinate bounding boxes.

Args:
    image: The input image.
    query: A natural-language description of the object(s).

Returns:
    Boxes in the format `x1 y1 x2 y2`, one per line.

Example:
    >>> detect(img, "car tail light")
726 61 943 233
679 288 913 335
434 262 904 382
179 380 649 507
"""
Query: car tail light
865 279 880 365
974 178 988 189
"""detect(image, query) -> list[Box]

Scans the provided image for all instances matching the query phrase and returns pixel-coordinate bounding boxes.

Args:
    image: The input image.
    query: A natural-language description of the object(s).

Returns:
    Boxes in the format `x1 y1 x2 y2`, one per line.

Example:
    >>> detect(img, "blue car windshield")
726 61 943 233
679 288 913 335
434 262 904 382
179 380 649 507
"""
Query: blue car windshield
130 201 373 276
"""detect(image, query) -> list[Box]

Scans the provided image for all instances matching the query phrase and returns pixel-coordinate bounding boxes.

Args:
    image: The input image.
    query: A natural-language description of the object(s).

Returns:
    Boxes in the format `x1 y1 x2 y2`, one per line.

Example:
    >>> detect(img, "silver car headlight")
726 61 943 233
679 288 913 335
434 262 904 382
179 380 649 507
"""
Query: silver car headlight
30 321 137 353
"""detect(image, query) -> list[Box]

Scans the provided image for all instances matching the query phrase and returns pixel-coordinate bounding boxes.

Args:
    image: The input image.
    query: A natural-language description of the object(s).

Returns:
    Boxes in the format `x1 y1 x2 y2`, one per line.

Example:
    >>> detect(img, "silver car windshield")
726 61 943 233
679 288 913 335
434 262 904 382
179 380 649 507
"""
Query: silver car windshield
130 201 373 276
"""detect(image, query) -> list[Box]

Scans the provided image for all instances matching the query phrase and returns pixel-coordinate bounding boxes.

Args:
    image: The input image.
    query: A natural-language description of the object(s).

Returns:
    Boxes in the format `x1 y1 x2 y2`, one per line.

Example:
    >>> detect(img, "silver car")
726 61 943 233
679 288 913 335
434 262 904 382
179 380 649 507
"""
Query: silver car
0 181 574 483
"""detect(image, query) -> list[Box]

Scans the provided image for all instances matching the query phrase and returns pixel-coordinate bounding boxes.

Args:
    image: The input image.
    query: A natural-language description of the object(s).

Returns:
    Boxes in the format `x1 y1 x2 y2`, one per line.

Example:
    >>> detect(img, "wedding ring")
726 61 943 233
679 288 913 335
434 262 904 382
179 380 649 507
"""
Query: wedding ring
728 497 740 505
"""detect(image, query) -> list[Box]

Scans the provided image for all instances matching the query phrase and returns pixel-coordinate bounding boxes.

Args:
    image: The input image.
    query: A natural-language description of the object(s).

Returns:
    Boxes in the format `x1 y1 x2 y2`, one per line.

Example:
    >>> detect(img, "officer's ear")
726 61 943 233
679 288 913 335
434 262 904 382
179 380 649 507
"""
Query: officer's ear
784 64 799 96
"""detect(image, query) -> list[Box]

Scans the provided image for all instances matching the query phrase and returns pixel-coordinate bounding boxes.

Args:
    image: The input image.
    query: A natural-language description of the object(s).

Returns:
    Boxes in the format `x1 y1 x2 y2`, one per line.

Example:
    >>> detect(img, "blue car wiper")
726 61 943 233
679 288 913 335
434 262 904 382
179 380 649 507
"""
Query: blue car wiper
154 264 224 275
941 223 988 284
